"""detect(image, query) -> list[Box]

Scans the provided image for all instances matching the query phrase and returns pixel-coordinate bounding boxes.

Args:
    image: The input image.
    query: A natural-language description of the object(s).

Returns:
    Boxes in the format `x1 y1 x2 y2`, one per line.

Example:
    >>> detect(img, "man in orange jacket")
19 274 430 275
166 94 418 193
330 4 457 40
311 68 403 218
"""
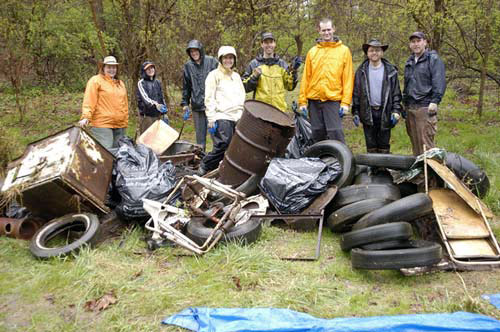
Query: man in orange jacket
299 18 354 144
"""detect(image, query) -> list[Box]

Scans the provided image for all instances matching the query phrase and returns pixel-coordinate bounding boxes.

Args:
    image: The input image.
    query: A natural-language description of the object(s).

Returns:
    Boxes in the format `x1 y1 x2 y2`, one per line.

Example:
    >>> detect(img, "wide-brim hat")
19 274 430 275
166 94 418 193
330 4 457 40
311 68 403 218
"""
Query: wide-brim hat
100 56 120 66
362 39 389 54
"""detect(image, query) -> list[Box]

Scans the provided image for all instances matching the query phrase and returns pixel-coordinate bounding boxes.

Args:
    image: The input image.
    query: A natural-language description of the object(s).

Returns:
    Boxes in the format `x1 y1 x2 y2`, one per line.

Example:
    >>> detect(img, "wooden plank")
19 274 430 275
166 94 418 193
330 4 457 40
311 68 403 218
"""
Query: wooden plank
448 239 498 258
427 159 494 218
430 189 489 239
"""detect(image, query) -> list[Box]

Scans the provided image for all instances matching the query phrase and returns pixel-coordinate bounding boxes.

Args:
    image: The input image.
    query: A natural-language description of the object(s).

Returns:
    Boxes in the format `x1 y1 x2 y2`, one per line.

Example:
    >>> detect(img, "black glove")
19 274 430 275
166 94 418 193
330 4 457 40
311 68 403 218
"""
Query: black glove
291 56 303 71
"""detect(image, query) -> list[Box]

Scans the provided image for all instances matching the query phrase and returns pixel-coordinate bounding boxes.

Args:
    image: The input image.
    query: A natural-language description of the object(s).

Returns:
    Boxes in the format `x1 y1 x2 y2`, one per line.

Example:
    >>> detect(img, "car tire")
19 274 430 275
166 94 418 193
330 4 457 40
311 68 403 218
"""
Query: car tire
332 184 400 209
352 193 433 230
327 199 390 233
340 222 413 251
353 172 393 185
304 140 355 188
29 213 100 259
186 218 262 246
360 239 412 250
355 153 416 170
351 240 443 270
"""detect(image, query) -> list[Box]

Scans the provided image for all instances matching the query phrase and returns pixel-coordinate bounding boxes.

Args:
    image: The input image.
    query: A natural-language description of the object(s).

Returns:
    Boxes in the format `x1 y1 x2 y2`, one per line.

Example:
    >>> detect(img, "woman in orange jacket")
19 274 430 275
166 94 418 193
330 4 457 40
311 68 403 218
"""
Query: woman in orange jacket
79 56 129 149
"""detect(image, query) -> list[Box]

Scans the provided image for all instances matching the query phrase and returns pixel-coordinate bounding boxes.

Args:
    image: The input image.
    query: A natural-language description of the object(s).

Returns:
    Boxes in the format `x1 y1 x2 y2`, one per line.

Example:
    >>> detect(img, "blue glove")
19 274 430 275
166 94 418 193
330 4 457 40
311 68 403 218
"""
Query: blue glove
353 115 360 127
159 105 167 114
299 106 308 118
391 113 400 126
208 121 218 135
338 106 345 118
183 107 191 121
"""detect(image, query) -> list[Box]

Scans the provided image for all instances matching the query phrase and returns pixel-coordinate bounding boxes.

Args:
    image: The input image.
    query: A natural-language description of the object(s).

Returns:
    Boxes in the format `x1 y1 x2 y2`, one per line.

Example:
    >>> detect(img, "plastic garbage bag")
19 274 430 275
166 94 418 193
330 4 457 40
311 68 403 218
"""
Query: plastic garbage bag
285 113 314 159
259 157 341 214
4 200 30 219
113 137 177 221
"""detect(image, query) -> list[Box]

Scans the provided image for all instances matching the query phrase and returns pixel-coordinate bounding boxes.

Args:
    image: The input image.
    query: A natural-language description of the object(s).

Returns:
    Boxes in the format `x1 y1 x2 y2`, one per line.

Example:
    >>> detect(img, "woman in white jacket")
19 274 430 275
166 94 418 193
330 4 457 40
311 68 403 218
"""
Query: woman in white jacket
198 46 246 175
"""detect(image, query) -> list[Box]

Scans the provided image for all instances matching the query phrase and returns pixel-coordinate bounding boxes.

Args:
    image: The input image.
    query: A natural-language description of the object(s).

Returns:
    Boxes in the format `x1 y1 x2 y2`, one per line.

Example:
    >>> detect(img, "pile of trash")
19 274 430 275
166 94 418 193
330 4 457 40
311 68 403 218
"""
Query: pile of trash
1 101 499 273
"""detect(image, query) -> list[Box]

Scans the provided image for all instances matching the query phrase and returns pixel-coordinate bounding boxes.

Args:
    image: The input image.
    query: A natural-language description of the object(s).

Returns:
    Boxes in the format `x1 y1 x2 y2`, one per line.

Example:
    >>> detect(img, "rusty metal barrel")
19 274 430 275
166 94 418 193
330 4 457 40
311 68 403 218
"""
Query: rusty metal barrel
219 100 295 186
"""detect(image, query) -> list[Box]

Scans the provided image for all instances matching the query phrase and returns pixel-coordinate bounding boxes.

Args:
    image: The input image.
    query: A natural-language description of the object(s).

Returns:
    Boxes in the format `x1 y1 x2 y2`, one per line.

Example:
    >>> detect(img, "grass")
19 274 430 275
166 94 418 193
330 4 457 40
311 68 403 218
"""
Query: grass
1 82 500 331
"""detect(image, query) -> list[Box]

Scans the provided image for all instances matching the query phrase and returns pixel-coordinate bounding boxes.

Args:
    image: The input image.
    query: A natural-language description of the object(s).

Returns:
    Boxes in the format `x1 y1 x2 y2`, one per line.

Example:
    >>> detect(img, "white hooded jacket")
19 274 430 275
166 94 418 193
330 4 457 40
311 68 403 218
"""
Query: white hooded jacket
204 50 245 124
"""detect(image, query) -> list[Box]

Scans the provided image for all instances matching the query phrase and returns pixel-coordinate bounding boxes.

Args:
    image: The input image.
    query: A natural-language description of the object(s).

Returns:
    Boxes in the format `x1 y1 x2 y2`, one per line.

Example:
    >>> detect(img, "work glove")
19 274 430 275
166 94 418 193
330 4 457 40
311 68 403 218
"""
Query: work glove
157 104 167 114
299 106 308 118
162 116 170 125
252 67 262 79
391 113 401 126
182 106 191 121
208 121 218 135
339 105 349 119
428 103 438 112
353 115 360 127
78 118 89 127
291 56 303 71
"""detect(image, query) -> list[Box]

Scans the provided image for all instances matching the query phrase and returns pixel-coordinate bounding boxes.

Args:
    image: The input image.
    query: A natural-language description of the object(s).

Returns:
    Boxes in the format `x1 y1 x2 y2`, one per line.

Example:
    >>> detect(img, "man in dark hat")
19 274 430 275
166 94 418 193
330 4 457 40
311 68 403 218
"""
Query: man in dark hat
352 39 402 153
403 31 446 155
242 32 300 112
181 40 219 151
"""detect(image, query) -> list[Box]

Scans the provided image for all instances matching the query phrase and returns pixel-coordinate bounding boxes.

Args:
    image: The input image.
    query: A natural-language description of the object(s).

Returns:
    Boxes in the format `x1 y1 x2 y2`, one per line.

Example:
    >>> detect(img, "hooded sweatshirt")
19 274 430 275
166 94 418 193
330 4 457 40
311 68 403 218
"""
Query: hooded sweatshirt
136 61 166 116
181 40 219 111
299 39 354 107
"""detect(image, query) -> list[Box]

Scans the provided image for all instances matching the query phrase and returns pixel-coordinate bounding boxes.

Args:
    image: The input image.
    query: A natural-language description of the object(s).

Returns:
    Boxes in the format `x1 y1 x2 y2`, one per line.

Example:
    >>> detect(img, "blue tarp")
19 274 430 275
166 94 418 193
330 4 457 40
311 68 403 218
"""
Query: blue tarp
483 294 500 309
162 307 500 332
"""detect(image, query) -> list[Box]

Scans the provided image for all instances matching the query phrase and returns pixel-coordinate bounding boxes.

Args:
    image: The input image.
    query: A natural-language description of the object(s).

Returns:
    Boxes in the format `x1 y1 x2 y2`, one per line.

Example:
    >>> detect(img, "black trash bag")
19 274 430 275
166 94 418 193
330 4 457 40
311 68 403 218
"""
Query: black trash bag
285 112 314 159
259 157 341 214
113 137 177 221
5 200 30 219
445 152 490 198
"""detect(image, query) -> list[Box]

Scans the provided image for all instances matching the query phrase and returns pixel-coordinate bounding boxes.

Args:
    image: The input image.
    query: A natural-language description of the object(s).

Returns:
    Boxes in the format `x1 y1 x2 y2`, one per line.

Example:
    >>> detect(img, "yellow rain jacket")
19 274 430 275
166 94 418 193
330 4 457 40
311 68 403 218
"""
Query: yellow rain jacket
299 40 354 108
242 55 297 112
81 74 129 128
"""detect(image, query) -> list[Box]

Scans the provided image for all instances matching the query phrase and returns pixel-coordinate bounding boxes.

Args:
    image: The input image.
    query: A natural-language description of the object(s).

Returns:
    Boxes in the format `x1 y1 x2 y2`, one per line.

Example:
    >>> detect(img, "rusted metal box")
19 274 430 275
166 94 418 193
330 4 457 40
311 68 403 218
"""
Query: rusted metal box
1 126 113 220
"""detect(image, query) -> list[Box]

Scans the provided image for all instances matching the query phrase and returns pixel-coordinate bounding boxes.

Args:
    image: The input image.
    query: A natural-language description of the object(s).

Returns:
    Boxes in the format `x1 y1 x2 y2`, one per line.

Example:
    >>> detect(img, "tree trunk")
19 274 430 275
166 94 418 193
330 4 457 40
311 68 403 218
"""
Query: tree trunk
477 55 488 118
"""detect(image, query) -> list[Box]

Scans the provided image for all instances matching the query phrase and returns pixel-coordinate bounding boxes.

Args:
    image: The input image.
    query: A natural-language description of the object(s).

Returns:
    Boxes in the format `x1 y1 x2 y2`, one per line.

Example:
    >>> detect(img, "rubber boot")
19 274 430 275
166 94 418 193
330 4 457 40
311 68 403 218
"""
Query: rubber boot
367 148 378 154
378 148 391 154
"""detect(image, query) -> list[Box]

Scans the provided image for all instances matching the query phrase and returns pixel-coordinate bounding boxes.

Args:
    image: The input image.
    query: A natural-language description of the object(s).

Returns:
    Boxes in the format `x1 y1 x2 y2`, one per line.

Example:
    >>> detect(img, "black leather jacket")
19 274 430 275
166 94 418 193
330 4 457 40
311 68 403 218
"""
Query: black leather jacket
403 50 446 106
181 40 218 111
136 61 166 116
352 58 402 129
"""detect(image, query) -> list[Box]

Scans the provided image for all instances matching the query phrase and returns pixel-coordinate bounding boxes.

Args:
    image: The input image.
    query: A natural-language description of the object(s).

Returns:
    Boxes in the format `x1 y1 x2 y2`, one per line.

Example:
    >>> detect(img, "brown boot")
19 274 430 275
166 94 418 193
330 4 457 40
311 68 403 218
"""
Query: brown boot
378 149 391 154
367 148 378 154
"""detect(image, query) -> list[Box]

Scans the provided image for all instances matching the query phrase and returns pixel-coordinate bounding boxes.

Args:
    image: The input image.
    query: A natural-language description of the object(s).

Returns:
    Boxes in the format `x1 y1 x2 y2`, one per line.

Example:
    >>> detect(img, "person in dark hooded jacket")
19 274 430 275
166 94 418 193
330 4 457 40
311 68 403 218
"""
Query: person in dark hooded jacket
136 61 167 134
352 39 402 153
181 40 219 151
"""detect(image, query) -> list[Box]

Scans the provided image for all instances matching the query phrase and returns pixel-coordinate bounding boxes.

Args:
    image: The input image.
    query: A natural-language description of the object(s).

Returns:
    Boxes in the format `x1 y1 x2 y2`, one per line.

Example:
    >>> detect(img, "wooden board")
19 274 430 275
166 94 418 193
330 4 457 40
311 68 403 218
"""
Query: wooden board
427 159 493 218
448 239 498 258
430 189 489 239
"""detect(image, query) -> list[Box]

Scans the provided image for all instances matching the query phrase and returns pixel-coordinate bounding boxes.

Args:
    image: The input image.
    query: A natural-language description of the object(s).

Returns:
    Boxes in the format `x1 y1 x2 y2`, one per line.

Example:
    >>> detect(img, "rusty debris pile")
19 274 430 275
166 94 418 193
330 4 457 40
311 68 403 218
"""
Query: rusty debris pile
1 100 499 273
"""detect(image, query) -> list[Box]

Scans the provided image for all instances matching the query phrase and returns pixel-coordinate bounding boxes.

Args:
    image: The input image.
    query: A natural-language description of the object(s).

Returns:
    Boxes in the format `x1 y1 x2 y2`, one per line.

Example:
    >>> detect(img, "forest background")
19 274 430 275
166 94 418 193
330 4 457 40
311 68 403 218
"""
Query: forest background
1 0 499 122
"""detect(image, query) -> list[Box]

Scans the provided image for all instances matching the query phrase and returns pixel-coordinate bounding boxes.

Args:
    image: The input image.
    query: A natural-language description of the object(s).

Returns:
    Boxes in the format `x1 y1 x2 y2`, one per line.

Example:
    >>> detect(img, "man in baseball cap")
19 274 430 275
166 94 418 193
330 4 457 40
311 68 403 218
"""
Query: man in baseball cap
242 32 300 112
403 31 446 155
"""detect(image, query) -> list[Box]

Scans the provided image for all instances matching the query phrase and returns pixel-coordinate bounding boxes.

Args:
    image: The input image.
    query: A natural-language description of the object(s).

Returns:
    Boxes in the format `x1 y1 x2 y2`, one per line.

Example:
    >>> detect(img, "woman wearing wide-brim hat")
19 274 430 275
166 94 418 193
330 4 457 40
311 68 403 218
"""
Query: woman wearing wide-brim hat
79 55 129 149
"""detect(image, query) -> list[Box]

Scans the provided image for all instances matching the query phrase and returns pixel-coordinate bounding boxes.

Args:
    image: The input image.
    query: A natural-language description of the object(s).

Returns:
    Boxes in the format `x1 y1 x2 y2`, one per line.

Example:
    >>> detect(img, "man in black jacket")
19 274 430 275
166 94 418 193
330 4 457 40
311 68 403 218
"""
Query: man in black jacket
137 61 167 134
403 31 446 155
181 40 218 151
352 39 402 153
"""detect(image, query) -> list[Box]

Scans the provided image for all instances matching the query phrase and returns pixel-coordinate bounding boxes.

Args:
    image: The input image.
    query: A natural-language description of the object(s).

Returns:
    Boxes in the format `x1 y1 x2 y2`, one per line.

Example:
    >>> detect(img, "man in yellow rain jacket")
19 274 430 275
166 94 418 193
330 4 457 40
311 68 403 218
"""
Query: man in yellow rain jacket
299 18 354 144
242 32 299 112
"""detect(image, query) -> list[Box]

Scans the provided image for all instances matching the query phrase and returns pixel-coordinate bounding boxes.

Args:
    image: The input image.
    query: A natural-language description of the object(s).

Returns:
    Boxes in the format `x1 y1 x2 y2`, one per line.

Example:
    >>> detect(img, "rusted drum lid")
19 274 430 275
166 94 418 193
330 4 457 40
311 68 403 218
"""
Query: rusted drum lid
243 100 294 128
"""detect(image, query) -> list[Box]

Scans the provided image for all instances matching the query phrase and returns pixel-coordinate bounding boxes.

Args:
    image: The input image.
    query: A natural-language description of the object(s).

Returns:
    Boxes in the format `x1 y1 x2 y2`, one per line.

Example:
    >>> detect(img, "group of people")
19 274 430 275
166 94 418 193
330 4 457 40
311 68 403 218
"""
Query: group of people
79 17 446 173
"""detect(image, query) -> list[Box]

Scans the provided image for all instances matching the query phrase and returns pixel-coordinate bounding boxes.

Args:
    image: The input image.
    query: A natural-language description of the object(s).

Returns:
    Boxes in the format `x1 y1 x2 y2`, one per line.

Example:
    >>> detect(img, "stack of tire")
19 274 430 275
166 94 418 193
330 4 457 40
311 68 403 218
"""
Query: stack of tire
327 153 443 270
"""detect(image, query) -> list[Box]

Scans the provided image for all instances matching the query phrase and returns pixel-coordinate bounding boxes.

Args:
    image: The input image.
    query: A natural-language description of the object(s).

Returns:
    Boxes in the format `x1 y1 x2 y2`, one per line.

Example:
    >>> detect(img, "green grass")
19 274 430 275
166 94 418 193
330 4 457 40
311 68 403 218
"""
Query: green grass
1 84 500 331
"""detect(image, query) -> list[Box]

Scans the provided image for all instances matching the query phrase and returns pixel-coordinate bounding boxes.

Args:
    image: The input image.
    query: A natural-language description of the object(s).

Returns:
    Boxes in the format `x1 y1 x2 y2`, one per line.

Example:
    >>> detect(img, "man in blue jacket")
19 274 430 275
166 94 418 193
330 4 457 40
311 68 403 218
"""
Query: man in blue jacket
181 40 218 151
403 32 446 156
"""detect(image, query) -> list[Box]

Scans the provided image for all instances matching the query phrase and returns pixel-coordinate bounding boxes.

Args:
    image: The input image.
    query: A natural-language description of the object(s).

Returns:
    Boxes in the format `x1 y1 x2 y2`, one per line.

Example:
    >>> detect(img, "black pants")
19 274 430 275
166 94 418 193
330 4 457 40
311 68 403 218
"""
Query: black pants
362 108 391 153
200 119 236 171
308 100 345 143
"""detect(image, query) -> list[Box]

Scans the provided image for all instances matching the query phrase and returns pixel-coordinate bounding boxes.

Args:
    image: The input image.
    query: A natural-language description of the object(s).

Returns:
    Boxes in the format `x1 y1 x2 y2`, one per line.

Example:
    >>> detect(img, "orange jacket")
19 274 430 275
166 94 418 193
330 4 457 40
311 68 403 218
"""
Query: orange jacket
81 74 129 128
299 40 354 108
